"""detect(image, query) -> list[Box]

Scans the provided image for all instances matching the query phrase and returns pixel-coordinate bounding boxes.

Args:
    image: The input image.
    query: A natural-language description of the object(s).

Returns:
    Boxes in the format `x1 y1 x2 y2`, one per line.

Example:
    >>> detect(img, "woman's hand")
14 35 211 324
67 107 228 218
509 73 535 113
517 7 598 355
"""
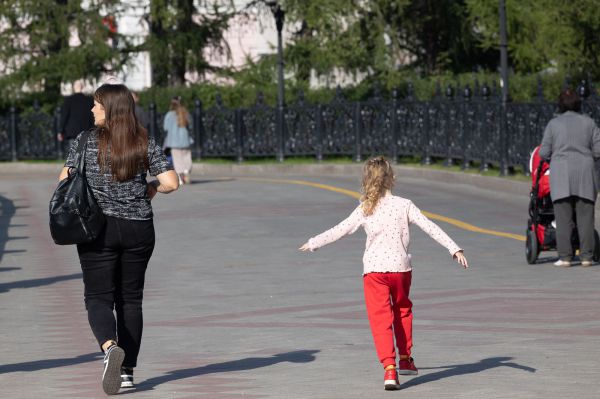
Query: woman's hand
58 167 70 182
453 250 469 268
299 242 313 252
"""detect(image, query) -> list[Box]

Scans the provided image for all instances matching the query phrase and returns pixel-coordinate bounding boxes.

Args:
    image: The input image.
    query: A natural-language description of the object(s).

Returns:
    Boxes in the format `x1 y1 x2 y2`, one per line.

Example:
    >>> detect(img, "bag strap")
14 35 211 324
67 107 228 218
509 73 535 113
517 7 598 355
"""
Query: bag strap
75 131 91 175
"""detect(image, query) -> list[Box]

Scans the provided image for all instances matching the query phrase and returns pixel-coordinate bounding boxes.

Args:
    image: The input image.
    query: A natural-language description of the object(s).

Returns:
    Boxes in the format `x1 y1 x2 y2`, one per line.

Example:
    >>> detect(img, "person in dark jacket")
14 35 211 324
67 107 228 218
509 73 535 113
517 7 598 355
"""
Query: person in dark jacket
132 91 150 131
58 80 94 153
539 89 600 267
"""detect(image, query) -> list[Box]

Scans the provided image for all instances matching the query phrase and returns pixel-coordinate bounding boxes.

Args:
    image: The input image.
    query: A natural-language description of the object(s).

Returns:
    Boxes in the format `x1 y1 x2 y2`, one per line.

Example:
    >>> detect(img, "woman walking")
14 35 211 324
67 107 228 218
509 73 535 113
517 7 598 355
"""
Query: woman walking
59 83 179 395
163 96 193 184
300 156 468 390
539 89 600 267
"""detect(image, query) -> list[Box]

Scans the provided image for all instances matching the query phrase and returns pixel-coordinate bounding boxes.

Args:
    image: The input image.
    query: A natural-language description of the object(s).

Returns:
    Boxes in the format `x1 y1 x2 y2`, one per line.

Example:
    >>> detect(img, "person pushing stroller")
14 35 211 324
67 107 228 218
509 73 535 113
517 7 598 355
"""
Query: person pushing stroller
535 89 600 267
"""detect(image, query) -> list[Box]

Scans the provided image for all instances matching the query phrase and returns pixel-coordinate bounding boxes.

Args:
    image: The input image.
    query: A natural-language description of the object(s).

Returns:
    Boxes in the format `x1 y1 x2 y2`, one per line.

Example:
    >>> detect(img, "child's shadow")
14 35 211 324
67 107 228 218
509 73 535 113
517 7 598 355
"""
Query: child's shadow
401 357 535 389
124 349 319 393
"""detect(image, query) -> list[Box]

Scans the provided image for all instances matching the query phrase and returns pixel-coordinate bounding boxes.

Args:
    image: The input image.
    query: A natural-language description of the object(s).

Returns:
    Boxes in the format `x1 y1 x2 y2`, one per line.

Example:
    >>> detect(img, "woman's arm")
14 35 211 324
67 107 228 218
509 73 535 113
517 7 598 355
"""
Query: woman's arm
592 121 600 160
538 122 554 161
147 170 179 200
163 112 172 131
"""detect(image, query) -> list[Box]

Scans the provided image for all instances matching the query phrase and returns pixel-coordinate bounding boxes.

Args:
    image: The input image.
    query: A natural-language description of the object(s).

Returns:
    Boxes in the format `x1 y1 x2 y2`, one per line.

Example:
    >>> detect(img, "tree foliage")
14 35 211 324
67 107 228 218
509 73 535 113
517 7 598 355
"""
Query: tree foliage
143 0 234 86
265 0 498 86
466 0 600 76
0 0 121 102
241 0 600 88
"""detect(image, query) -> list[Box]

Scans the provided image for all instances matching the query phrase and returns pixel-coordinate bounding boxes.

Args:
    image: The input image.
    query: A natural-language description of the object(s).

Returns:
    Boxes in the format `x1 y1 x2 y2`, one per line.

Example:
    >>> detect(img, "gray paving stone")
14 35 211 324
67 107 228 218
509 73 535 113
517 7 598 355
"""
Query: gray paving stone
0 167 599 398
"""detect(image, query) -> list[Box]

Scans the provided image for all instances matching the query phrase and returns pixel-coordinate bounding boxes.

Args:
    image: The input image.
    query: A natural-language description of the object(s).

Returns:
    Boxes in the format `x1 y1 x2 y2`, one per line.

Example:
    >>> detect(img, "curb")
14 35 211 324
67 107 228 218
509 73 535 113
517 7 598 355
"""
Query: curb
0 161 530 196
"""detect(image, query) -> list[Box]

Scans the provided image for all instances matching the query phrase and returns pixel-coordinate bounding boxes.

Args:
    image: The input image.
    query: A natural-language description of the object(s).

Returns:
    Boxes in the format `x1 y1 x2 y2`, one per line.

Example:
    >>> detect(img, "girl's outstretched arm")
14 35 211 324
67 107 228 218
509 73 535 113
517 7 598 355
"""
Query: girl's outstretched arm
299 205 363 251
407 201 465 263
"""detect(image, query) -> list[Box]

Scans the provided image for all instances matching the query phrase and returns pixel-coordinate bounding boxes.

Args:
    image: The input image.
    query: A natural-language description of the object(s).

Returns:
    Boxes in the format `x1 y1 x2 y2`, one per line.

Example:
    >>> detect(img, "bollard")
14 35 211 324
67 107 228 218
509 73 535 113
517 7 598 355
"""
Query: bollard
194 99 203 160
235 109 244 163
315 104 323 162
149 103 156 139
10 107 17 161
461 85 472 170
354 101 362 162
54 106 62 159
391 89 399 164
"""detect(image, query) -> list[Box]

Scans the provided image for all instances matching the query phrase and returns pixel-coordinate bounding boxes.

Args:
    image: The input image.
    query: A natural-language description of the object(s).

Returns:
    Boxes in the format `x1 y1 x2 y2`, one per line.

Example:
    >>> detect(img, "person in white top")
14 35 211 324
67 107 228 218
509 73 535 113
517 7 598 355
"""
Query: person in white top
300 156 468 391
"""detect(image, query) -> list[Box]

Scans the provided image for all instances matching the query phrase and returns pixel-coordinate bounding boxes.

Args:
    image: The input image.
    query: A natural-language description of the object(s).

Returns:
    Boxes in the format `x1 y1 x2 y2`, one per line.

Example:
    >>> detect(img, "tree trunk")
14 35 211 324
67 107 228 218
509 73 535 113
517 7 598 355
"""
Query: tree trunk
149 1 169 87
45 0 70 100
170 0 195 85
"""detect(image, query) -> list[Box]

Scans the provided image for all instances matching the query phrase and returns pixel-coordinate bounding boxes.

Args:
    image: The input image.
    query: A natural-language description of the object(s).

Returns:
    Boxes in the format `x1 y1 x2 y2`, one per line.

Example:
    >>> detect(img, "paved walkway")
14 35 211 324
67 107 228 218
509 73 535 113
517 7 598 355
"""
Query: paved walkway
1 169 599 398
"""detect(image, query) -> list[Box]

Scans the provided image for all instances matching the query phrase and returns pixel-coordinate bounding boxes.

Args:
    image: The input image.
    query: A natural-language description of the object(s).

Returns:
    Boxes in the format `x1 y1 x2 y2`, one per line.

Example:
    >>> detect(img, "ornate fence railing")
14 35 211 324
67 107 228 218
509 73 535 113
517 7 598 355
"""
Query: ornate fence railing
2 84 599 175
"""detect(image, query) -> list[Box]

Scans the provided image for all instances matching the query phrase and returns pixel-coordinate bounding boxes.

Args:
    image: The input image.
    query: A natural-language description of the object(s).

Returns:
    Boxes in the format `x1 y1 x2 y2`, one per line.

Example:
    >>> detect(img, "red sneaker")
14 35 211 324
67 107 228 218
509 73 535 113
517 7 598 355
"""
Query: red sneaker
398 357 418 375
384 368 400 390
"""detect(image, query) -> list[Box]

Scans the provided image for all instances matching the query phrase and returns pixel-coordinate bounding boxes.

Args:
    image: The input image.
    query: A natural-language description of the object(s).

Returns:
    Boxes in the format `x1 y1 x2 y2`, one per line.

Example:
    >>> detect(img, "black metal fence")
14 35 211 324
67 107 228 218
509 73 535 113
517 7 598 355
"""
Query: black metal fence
2 83 600 175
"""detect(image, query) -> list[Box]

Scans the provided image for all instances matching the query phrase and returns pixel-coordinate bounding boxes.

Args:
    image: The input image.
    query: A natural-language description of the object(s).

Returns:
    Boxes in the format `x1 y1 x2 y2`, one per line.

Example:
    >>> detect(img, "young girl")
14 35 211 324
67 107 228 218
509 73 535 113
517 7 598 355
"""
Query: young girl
300 156 468 390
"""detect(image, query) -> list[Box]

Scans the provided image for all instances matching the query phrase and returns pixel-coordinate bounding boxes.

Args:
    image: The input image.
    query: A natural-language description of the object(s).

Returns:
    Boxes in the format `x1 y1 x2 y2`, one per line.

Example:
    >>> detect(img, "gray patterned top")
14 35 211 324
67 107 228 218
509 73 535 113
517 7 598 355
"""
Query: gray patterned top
65 130 173 220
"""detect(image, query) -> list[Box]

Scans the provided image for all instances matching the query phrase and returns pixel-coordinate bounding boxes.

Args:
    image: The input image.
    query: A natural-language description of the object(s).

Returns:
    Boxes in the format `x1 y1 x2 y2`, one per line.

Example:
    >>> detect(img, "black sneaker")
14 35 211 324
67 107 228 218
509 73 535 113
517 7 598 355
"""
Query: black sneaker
102 345 125 395
121 367 134 388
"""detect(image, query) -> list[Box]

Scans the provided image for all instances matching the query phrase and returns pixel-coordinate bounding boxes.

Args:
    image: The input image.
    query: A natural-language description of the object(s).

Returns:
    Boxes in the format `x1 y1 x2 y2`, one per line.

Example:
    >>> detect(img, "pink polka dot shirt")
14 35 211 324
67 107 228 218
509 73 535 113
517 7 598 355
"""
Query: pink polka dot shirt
307 195 462 275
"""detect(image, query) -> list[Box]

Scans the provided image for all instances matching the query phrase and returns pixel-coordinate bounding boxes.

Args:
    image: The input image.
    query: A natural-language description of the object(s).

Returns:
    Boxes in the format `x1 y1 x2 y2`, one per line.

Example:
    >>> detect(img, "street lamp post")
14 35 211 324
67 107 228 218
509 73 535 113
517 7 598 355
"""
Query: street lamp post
498 0 510 176
270 2 285 162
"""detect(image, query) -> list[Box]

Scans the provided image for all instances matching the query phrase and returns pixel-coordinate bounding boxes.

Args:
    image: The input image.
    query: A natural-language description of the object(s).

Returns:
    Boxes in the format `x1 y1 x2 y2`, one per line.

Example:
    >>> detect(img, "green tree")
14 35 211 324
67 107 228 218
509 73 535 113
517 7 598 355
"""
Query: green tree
143 0 234 87
382 0 498 74
0 0 121 103
247 0 499 87
466 0 600 76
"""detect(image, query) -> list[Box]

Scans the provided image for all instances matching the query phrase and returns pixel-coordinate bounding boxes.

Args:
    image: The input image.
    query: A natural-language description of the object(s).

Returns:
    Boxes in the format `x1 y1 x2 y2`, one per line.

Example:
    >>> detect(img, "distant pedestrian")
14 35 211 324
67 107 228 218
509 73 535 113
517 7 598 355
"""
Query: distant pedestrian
539 89 600 267
299 156 468 391
163 96 193 184
57 80 94 154
132 91 150 131
58 83 179 395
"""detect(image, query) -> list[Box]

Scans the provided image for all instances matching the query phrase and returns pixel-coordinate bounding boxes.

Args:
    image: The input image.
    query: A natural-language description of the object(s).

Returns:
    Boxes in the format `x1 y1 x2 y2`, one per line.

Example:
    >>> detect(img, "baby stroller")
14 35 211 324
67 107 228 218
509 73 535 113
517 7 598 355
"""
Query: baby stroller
525 146 600 264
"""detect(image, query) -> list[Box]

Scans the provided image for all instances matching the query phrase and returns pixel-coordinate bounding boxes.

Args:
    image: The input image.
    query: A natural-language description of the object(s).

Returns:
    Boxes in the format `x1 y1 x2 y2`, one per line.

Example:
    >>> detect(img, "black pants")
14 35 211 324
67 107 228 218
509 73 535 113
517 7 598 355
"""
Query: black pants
553 196 595 262
77 216 155 368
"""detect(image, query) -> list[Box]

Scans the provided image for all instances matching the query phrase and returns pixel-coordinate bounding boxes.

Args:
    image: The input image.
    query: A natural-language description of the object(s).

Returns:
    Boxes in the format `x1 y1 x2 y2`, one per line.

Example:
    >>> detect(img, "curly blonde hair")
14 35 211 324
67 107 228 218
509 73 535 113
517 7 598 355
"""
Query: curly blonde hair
361 156 395 216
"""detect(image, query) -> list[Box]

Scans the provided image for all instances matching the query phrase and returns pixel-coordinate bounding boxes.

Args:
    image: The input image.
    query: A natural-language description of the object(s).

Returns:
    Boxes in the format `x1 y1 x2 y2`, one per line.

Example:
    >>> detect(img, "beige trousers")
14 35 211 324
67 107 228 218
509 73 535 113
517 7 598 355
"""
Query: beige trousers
171 149 192 175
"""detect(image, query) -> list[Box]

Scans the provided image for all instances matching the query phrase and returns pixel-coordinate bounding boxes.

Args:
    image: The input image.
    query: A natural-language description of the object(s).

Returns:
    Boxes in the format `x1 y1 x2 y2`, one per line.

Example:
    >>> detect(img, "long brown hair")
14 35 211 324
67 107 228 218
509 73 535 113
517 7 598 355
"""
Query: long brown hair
361 156 395 216
94 84 149 181
170 97 189 127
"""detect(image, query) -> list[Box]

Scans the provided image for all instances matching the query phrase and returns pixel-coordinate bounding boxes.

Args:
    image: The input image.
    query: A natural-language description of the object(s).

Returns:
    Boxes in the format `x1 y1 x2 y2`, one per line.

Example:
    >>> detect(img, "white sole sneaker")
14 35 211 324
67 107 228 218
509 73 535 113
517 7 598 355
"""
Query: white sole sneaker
384 380 400 390
102 346 125 395
121 380 134 388
553 260 571 267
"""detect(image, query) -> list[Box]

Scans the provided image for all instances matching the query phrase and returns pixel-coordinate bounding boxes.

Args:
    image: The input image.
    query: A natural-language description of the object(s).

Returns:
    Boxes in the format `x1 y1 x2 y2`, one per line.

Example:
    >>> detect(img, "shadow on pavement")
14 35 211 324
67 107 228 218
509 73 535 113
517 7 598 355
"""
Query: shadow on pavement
0 267 21 272
535 255 560 265
188 178 235 185
401 357 536 390
125 349 320 393
0 194 20 263
0 352 100 374
0 272 82 294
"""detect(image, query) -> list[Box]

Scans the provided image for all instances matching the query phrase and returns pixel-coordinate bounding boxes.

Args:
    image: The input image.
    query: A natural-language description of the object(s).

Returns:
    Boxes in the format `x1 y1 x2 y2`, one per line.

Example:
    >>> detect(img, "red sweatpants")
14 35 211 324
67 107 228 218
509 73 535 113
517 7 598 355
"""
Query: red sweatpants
363 271 413 369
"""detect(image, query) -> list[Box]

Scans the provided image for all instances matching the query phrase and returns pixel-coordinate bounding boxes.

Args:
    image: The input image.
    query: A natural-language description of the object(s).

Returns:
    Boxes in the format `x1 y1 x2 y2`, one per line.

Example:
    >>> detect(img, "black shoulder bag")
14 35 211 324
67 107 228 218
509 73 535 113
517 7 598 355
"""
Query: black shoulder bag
49 131 106 245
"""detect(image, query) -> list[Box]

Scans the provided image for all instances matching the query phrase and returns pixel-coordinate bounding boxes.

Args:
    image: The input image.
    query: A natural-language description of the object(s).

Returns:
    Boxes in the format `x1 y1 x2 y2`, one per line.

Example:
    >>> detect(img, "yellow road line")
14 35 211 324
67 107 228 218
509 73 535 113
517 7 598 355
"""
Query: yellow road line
236 177 526 242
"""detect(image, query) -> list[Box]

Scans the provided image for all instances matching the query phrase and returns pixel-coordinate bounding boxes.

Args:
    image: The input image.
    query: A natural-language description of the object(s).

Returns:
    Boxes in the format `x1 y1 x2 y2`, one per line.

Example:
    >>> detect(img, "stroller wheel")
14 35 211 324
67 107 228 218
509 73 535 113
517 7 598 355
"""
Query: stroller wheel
526 229 539 264
594 230 600 262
